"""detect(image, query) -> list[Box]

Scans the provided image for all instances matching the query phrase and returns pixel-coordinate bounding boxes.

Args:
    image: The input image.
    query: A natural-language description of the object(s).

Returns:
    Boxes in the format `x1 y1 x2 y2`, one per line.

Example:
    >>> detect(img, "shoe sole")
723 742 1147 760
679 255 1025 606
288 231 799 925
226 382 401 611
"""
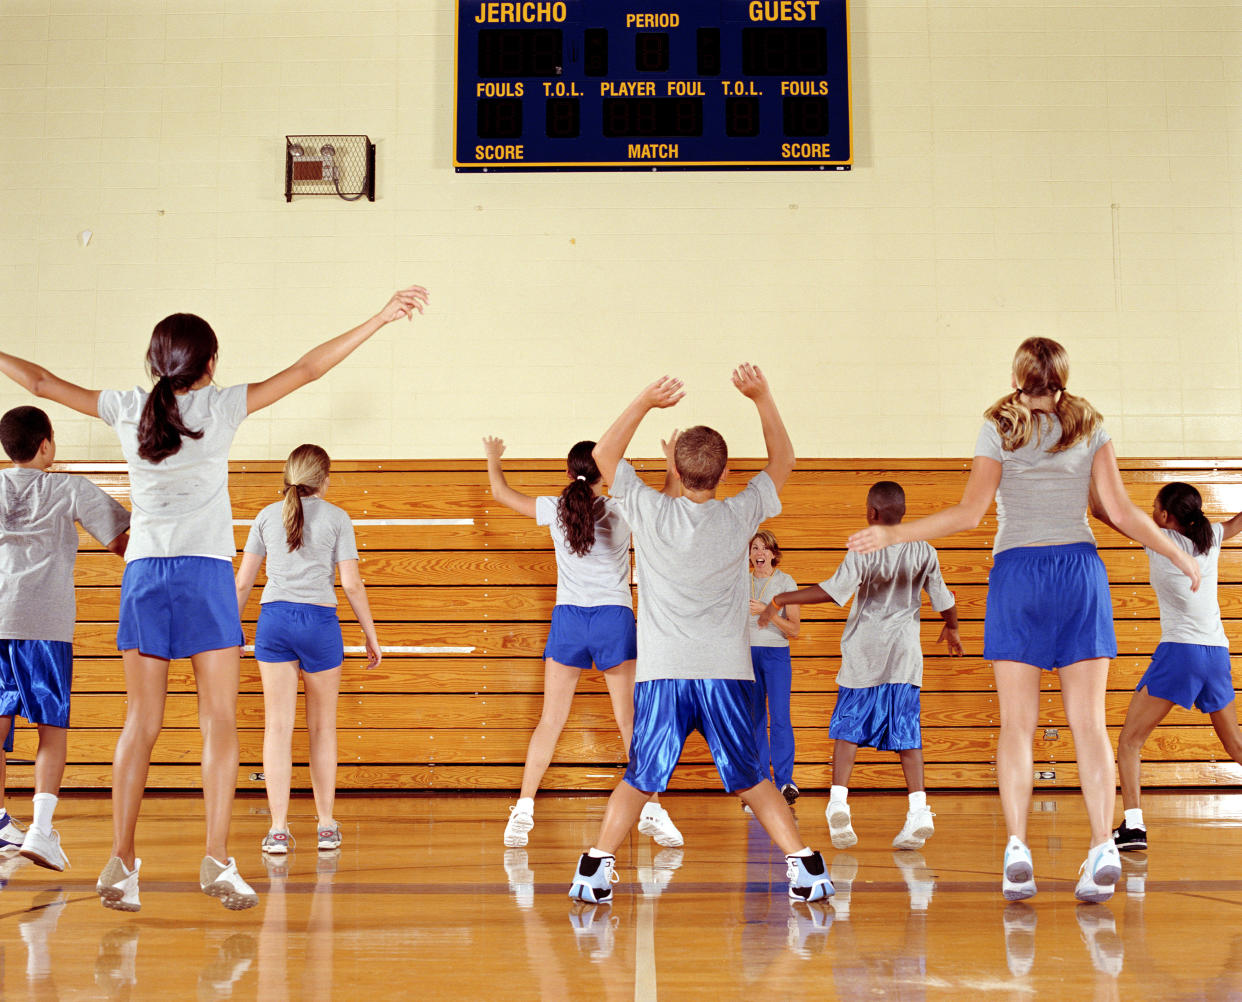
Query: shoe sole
788 879 834 902
1004 858 1033 883
568 883 612 904
1002 877 1037 901
1116 840 1147 851
19 847 66 872
1091 861 1121 886
1074 882 1115 904
97 885 140 912
892 835 926 851
202 880 259 911
504 817 534 848
829 826 858 849
318 841 342 851
637 819 684 848
261 844 289 855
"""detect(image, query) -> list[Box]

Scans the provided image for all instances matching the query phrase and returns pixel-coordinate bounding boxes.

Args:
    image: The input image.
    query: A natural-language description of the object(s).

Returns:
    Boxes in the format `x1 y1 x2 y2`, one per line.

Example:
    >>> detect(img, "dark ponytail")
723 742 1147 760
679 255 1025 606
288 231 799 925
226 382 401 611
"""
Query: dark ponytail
137 313 218 464
557 440 605 557
1156 482 1215 556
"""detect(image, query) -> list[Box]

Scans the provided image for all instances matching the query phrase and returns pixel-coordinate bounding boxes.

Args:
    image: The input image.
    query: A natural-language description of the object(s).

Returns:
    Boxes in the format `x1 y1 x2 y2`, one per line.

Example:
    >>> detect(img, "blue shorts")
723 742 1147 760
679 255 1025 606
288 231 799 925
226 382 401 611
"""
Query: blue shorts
0 641 74 737
983 542 1117 670
1136 642 1235 713
542 605 637 671
254 602 345 673
117 557 244 660
624 678 765 793
830 683 922 751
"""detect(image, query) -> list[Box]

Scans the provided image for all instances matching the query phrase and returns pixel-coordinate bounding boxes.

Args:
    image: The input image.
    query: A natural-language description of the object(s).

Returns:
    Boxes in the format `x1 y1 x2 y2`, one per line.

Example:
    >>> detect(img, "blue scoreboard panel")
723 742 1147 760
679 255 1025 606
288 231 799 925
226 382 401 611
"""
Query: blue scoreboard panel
454 0 851 171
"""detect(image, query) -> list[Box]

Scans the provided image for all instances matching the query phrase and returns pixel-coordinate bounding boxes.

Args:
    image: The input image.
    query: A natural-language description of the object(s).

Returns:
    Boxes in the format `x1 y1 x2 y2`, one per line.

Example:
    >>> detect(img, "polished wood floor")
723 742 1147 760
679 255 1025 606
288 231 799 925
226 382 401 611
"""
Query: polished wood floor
1 790 1240 1000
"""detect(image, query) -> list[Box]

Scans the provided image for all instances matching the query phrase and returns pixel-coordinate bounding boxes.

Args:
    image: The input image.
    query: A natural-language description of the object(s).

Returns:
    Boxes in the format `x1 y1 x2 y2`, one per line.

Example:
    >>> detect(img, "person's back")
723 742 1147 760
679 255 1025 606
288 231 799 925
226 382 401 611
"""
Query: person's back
536 495 632 608
1147 524 1226 646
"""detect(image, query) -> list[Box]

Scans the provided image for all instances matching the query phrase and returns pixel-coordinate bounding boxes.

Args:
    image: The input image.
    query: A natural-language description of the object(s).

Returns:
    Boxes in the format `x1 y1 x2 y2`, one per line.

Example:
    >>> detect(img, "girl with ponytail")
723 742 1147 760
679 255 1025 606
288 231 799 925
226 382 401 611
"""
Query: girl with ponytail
235 445 379 856
0 284 427 913
848 337 1200 906
483 436 683 853
1099 481 1242 853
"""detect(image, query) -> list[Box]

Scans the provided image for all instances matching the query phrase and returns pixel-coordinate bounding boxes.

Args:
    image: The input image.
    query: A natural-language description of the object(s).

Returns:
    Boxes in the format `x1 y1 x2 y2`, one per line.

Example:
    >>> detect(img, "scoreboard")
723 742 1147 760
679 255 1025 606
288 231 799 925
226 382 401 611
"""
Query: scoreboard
454 0 851 171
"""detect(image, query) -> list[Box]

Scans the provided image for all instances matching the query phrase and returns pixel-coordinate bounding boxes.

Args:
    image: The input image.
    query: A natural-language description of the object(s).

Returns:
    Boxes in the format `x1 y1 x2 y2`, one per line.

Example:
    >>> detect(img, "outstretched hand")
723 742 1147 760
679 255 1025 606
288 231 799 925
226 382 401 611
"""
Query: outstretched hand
731 363 770 400
847 524 898 553
939 624 964 657
482 435 505 460
641 376 685 410
378 285 430 323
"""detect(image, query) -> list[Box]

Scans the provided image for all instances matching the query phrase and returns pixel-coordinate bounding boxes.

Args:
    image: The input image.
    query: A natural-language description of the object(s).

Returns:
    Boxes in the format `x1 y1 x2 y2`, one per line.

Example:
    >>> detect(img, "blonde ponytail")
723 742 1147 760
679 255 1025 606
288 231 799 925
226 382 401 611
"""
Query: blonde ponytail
281 444 330 551
985 338 1101 453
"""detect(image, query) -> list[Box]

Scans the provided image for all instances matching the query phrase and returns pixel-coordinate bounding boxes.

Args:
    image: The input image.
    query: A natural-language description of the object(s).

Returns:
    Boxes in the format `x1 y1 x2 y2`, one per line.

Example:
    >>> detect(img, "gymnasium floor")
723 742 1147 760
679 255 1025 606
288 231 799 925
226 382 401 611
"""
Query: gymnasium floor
1 790 1239 1001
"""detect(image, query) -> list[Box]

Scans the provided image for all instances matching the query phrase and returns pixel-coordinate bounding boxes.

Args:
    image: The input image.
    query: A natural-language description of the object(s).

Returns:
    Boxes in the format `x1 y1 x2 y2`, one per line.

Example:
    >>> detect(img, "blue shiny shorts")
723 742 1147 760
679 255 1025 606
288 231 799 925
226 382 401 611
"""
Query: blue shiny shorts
624 678 765 793
117 557 244 660
254 602 344 673
983 542 1117 670
0 640 73 739
1137 642 1235 714
830 683 922 751
543 605 637 671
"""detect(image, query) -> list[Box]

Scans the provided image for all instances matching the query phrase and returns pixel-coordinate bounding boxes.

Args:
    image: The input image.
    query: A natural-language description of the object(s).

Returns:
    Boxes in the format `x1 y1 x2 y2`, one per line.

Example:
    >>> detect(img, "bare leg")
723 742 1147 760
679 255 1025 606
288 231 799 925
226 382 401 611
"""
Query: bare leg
1058 657 1114 846
190 646 241 863
518 659 582 801
594 780 653 854
259 660 300 832
33 725 67 795
1115 688 1174 812
1207 699 1242 765
0 716 10 807
737 780 805 855
832 739 858 787
602 660 659 804
992 661 1042 843
110 651 171 868
303 665 342 826
897 748 925 794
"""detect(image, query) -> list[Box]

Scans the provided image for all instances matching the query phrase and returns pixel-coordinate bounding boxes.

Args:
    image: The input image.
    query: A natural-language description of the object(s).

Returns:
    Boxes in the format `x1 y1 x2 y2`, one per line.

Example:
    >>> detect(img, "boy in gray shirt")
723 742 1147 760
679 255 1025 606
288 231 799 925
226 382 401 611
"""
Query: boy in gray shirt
567 364 833 906
0 406 129 872
760 482 962 853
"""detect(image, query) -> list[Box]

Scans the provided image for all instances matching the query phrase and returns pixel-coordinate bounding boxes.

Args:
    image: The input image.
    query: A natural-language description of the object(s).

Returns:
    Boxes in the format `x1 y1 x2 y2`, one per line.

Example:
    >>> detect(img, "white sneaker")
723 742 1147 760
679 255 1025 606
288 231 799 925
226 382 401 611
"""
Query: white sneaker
261 829 294 855
637 804 684 847
200 856 259 911
1002 839 1036 901
504 805 534 848
19 827 68 872
97 856 141 912
317 820 342 851
1075 842 1121 904
0 810 25 850
825 801 858 849
892 807 935 850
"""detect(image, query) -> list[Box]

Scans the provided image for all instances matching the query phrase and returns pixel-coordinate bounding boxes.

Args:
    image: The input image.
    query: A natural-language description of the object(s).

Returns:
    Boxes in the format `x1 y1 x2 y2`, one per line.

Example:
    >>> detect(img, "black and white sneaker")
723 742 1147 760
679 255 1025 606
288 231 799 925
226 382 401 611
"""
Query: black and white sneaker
1112 821 1147 851
781 784 800 805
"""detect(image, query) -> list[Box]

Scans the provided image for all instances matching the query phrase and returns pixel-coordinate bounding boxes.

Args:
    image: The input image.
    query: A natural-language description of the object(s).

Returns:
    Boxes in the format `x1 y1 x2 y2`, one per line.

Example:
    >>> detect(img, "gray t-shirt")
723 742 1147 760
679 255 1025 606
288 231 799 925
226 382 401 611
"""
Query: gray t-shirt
748 567 798 648
610 460 782 683
974 417 1111 555
0 467 131 643
821 542 955 688
534 495 632 608
243 498 359 607
98 383 249 562
1146 523 1228 647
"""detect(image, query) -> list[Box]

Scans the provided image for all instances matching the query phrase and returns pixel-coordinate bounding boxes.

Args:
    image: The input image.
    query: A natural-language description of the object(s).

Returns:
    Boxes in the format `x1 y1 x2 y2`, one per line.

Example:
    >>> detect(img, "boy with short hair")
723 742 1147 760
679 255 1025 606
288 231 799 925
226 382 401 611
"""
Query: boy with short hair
759 480 962 851
0 405 129 870
567 365 833 905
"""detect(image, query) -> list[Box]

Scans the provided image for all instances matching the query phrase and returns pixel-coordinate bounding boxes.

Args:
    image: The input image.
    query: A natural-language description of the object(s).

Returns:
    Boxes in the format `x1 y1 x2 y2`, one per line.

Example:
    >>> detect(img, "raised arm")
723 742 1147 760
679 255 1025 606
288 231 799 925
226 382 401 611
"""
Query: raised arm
246 285 429 415
731 364 794 492
1091 442 1200 590
339 559 382 669
1222 510 1242 542
483 436 538 518
849 457 1002 553
592 376 685 486
0 350 101 417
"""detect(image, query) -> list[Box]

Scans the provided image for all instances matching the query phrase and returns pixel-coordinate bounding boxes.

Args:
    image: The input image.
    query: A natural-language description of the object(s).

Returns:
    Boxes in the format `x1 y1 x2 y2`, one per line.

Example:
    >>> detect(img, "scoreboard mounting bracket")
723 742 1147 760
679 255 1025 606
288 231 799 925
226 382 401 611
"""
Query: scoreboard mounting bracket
454 0 851 172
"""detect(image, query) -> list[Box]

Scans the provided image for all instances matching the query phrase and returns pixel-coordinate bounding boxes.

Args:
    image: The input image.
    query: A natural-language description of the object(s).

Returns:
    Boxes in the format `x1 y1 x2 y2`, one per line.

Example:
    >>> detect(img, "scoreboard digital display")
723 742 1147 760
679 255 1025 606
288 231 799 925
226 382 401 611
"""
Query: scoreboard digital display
454 1 851 171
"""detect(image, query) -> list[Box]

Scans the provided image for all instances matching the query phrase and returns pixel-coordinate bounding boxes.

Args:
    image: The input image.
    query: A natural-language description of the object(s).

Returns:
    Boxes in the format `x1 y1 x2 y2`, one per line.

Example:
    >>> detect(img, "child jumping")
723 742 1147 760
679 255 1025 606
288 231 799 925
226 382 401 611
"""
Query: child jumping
759 481 962 851
235 444 381 856
0 284 427 911
0 406 130 871
567 365 832 906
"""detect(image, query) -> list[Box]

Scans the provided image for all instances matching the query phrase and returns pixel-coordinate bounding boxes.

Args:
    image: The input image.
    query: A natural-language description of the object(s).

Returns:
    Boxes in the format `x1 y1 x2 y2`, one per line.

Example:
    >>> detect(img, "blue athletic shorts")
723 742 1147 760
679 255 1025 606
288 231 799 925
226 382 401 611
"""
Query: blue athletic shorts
0 640 74 735
624 678 765 793
542 604 637 671
983 542 1117 670
830 683 922 751
254 602 345 673
117 557 244 660
1136 642 1235 713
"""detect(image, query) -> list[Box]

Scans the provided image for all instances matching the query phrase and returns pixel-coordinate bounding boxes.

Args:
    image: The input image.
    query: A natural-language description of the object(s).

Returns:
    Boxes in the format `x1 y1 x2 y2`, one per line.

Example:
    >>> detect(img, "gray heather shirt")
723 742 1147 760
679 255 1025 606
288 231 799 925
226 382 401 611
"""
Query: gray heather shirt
975 417 1111 555
748 567 797 648
534 495 633 608
243 498 359 606
0 468 131 642
821 542 954 688
610 460 781 683
1147 523 1228 647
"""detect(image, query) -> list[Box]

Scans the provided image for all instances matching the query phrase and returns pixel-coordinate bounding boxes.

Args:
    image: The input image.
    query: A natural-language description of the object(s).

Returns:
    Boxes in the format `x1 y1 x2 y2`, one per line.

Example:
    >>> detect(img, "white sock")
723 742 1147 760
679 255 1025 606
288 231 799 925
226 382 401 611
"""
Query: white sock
31 793 57 836
784 847 813 859
516 797 534 815
587 847 613 858
830 785 848 804
1124 808 1145 829
908 790 926 812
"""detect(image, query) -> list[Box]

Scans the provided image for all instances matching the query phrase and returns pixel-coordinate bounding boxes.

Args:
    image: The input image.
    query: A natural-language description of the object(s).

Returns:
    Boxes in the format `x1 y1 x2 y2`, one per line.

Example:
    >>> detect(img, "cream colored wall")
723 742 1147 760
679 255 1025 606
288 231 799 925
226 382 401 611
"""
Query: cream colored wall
1 1 1239 462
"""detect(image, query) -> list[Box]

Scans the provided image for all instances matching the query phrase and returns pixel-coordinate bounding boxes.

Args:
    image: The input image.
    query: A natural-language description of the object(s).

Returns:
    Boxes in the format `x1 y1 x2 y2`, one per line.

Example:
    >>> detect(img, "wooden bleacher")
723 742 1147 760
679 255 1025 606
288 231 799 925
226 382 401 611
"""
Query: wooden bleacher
6 458 1242 792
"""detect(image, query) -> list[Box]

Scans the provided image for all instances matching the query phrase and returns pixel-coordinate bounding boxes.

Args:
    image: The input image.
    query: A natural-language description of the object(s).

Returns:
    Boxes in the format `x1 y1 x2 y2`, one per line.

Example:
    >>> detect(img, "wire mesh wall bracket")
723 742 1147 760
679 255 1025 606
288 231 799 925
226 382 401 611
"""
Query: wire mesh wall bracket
285 135 375 202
